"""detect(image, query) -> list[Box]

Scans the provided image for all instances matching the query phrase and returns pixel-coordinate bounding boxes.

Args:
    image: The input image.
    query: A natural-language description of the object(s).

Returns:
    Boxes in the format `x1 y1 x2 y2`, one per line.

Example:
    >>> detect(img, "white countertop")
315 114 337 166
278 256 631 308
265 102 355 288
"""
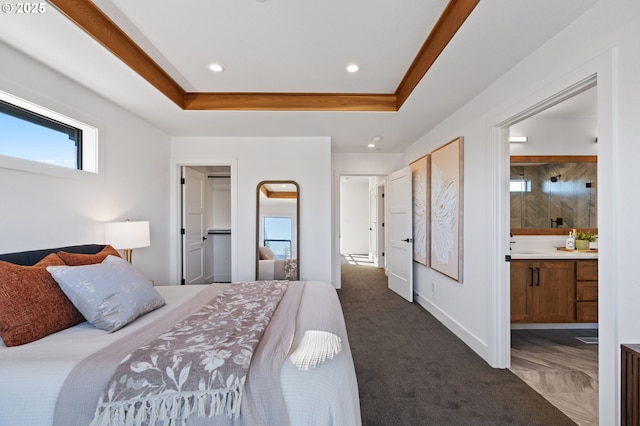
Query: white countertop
509 248 598 260
509 235 598 260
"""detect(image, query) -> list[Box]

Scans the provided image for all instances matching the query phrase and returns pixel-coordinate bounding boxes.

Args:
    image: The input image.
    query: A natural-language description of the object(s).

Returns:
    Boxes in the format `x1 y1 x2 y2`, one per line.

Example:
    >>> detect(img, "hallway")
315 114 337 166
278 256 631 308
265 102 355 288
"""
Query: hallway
338 262 575 425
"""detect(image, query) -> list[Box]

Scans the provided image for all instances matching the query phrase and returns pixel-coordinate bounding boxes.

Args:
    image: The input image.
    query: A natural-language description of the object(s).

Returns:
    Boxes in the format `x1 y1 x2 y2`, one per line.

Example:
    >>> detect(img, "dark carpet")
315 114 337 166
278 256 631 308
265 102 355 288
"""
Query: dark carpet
337 262 576 426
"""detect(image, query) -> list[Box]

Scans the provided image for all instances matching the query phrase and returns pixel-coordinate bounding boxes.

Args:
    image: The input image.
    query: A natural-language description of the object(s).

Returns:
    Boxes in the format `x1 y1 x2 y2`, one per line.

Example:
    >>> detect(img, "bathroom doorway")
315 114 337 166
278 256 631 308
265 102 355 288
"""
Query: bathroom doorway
506 82 599 424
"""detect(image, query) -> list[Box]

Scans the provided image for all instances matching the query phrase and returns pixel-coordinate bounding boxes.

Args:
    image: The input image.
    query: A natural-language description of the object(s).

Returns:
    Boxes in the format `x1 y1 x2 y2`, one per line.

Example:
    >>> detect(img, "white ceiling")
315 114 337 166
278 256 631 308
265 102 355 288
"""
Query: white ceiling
0 0 599 153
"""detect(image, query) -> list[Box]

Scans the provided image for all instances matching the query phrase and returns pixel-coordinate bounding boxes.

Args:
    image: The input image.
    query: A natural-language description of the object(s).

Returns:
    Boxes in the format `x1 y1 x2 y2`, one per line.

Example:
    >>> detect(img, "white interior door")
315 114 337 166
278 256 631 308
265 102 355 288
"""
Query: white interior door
182 167 206 284
369 183 378 264
387 166 413 301
377 183 386 268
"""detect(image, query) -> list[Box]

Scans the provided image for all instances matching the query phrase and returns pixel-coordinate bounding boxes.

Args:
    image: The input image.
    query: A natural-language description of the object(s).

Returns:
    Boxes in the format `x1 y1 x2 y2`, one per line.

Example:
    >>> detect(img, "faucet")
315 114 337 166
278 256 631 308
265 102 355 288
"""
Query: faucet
550 217 563 228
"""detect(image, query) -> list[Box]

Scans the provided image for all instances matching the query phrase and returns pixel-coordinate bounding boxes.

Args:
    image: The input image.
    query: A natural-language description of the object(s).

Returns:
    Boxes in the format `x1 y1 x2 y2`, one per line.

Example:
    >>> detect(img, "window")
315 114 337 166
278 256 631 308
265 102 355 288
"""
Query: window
510 179 531 192
0 91 98 175
0 100 82 169
263 217 292 259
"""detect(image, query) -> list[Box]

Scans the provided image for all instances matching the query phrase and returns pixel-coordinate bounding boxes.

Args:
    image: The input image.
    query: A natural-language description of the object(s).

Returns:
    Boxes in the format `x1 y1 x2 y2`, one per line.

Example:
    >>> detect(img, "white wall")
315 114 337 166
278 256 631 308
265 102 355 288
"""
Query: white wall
510 116 598 156
0 41 171 283
171 137 331 284
400 1 640 423
340 179 370 254
209 177 231 230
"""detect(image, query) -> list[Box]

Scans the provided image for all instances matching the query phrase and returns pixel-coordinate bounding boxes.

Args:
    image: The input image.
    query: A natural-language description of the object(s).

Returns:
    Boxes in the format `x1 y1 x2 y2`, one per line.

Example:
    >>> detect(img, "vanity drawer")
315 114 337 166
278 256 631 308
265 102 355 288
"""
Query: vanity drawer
577 281 598 301
576 260 598 281
577 301 598 322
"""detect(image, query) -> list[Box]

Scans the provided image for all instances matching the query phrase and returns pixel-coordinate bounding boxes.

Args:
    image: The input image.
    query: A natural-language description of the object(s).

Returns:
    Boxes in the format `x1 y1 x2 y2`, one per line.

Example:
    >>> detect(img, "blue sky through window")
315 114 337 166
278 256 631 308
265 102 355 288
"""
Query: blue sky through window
263 216 292 259
0 111 78 169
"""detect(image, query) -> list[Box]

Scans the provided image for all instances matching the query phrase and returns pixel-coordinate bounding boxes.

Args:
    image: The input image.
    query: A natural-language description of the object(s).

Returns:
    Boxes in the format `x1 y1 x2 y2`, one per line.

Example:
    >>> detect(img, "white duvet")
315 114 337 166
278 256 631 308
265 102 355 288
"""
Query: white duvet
0 282 361 426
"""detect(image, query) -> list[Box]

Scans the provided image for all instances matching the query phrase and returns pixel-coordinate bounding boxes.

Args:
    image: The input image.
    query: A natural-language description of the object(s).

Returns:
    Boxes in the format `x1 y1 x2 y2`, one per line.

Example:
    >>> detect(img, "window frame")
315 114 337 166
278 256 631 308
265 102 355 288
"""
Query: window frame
509 179 532 193
0 90 99 178
262 216 293 260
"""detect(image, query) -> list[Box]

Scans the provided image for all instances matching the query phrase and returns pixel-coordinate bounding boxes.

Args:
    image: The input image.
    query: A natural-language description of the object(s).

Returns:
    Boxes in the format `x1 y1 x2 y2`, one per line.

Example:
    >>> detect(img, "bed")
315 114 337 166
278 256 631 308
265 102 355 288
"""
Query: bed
257 246 298 280
0 244 360 426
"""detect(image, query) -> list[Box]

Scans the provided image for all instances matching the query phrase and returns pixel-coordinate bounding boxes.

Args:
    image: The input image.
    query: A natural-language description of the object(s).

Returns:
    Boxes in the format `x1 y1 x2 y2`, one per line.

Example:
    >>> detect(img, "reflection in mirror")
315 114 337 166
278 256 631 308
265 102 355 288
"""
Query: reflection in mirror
510 156 597 234
256 181 299 280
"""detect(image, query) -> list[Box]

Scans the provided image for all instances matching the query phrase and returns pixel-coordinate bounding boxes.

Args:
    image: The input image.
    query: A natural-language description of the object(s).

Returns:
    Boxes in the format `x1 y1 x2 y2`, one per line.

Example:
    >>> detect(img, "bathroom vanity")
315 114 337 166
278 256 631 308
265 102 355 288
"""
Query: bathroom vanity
510 246 598 323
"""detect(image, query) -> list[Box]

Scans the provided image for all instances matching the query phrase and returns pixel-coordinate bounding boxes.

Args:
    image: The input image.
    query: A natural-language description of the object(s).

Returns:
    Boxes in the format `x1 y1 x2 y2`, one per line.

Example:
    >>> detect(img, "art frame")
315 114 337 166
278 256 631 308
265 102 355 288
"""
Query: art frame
410 154 429 265
429 137 464 282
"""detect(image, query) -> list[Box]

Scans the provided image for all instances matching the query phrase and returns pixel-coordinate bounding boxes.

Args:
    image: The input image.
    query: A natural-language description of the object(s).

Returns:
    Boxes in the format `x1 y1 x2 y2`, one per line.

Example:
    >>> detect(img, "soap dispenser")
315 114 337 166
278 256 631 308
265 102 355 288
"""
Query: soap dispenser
565 230 576 250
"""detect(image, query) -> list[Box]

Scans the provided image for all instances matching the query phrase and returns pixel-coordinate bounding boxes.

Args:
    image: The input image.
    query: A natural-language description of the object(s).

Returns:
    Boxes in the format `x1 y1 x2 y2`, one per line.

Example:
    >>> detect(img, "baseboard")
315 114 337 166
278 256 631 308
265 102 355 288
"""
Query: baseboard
414 291 490 362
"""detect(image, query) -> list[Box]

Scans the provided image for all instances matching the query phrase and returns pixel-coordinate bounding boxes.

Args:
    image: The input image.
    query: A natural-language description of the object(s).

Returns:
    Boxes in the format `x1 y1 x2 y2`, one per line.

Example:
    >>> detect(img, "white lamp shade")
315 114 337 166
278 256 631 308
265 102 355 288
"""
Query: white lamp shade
105 221 150 249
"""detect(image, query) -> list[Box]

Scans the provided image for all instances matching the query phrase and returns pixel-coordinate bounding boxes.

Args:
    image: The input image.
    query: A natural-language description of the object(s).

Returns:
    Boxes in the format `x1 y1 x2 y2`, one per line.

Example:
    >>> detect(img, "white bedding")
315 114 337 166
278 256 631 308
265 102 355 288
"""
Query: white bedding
0 282 361 425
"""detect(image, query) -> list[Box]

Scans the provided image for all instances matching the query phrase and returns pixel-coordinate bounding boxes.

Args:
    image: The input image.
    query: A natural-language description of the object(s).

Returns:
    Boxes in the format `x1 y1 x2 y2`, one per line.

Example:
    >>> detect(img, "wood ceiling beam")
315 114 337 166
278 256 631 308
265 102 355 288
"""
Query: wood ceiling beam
260 186 297 199
48 0 186 108
184 93 397 112
395 0 480 109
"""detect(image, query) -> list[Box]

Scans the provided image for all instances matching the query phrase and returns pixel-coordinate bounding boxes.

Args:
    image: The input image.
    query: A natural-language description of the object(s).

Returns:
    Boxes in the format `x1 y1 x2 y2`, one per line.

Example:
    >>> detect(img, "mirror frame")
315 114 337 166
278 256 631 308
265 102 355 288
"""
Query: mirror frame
510 155 598 235
255 180 300 279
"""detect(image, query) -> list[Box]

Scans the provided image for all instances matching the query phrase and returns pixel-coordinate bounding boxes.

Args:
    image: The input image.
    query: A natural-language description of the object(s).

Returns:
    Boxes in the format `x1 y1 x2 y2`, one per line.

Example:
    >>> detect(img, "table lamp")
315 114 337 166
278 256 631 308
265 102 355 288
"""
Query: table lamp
104 219 150 263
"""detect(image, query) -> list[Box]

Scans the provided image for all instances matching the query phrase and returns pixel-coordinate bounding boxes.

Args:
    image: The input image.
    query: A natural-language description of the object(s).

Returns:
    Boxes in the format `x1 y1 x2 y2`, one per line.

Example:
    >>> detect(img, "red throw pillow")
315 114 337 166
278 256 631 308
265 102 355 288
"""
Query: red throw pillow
57 245 121 266
0 253 85 347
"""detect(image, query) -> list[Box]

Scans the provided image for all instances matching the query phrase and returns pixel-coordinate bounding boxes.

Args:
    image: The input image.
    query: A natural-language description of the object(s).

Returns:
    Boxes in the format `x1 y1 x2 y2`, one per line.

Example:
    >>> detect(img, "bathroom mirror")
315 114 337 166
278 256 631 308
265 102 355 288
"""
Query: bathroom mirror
510 156 597 235
256 180 299 280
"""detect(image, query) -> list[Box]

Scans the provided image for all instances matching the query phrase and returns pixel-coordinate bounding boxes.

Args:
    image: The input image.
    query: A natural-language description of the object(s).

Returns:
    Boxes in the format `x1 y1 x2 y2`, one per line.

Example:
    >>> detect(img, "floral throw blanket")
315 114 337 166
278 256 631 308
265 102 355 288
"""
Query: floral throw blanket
91 281 289 426
283 259 298 280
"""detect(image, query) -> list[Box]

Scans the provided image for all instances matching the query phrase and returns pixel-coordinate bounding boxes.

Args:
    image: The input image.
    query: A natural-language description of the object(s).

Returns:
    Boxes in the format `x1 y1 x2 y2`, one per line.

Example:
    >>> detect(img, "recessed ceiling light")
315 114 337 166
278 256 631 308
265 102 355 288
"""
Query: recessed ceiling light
509 136 528 143
346 64 359 73
209 63 224 72
368 143 376 149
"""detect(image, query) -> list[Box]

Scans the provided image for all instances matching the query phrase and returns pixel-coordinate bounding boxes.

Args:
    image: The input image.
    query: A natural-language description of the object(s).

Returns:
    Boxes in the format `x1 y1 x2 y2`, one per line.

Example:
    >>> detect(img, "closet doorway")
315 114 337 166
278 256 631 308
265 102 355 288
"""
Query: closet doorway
181 165 232 284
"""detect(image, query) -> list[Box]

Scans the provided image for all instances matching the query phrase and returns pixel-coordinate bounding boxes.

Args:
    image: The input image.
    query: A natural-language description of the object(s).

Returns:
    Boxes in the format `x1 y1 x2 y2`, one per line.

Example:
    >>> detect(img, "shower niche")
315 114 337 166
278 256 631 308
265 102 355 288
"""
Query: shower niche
510 156 597 231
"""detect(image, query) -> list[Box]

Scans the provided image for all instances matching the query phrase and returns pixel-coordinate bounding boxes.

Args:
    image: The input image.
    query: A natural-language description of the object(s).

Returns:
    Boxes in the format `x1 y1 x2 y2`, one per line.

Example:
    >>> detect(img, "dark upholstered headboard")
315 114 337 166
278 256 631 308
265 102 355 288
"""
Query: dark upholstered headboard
0 244 106 266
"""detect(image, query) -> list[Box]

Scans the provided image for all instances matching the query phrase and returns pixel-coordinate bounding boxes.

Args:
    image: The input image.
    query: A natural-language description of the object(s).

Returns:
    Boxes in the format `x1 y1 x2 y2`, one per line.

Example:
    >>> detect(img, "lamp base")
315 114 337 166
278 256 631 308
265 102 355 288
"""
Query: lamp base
124 249 133 263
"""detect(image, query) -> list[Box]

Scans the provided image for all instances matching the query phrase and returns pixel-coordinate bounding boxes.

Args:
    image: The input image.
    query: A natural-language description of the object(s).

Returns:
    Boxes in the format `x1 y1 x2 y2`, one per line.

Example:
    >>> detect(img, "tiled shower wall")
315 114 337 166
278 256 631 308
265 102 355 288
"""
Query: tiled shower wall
510 162 597 230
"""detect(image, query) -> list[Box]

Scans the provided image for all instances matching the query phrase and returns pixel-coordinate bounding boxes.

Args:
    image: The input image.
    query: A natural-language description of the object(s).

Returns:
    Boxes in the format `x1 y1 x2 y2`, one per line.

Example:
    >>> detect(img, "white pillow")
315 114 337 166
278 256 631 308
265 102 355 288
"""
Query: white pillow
47 255 165 332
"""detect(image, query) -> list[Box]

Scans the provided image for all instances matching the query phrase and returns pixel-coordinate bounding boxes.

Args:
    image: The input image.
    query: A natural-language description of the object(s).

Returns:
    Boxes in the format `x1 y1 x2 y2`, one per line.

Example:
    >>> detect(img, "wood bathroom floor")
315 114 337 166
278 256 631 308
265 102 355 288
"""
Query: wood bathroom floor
511 329 599 426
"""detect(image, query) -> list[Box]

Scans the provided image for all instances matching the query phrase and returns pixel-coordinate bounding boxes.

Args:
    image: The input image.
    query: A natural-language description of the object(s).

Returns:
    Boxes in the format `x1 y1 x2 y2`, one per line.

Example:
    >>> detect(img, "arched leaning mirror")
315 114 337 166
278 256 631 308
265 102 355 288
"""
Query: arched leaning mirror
256 181 299 280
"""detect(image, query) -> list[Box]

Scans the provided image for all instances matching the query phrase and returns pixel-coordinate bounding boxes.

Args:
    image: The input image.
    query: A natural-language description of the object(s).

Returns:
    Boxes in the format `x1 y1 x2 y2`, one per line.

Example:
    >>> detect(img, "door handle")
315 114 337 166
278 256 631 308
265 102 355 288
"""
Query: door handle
403 238 413 243
529 267 534 286
535 267 540 286
202 236 208 241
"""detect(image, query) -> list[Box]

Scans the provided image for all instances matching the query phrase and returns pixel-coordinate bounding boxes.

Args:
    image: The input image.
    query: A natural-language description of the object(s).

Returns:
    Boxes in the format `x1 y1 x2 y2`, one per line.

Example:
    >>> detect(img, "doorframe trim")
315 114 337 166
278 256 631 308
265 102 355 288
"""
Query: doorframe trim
491 50 618 422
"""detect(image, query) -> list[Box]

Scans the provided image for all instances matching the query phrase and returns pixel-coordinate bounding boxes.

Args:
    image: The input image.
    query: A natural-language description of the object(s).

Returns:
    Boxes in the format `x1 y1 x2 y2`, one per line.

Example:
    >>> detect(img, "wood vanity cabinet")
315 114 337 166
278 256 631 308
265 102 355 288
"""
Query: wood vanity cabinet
622 344 640 426
576 260 598 322
510 260 576 323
